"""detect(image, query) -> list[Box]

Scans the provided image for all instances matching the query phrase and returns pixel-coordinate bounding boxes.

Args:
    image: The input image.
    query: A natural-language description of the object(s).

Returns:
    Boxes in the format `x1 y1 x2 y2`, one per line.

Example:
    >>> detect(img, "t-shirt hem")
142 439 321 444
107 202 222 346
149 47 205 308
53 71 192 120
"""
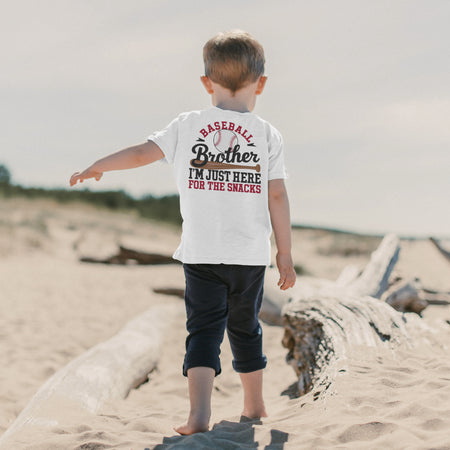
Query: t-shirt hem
173 255 271 266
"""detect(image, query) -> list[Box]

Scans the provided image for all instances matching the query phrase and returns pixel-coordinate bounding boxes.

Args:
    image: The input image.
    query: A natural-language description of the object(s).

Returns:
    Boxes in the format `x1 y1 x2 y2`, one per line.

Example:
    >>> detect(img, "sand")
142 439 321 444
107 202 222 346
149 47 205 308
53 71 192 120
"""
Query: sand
1 198 449 449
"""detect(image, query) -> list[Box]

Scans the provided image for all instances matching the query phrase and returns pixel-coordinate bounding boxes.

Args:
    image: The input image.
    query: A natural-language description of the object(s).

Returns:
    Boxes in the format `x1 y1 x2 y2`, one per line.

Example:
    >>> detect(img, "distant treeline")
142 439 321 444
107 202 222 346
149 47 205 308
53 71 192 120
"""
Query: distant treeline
0 178 182 225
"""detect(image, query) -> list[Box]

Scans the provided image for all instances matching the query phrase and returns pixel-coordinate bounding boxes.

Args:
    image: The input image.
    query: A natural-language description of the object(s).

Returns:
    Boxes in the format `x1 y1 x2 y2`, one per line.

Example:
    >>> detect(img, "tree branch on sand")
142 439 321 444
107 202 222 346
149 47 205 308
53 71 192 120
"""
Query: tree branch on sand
429 237 450 263
80 245 180 265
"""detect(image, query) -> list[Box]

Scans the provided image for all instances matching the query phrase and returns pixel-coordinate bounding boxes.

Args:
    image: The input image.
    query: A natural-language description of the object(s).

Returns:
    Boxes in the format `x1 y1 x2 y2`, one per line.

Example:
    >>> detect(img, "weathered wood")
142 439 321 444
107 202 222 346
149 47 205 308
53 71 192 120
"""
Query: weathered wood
421 286 450 295
424 293 450 305
335 264 361 287
282 292 428 396
260 268 294 326
0 303 183 447
80 245 180 265
153 287 185 299
118 246 180 265
419 285 450 304
382 274 450 309
429 237 450 263
344 233 400 298
279 234 426 397
259 294 284 326
381 280 428 314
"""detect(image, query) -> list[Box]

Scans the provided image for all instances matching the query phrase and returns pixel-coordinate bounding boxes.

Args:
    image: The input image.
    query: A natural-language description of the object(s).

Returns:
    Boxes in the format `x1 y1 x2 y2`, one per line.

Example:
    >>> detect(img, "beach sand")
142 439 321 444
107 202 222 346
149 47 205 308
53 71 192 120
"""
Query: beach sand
1 198 449 449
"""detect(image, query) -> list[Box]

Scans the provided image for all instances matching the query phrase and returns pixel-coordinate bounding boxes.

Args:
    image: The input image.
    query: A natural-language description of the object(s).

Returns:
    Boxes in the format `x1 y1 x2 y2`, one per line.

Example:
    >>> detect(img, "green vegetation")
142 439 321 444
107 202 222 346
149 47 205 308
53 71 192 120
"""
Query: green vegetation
0 164 11 185
0 164 182 225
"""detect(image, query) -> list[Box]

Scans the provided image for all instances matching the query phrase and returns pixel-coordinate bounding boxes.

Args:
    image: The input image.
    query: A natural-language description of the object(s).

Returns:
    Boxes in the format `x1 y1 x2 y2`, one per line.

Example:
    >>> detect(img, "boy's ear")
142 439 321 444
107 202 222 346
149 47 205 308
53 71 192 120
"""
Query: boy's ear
200 76 214 94
255 76 268 95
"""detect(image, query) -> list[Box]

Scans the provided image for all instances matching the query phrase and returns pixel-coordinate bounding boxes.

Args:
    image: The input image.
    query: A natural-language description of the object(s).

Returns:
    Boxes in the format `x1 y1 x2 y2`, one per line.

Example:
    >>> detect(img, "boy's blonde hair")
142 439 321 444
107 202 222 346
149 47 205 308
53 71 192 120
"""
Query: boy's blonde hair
203 30 265 94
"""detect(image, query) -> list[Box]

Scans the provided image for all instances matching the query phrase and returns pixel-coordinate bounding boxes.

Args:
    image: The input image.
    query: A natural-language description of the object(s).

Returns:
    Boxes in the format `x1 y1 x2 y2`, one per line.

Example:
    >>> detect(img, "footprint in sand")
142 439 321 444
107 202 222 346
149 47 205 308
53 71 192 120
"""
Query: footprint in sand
337 421 398 443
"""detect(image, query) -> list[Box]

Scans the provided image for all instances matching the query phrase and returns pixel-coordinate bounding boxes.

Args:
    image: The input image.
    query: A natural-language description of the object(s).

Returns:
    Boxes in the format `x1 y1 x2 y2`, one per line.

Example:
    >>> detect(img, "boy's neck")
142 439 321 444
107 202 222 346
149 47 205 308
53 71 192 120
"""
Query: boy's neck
214 99 251 113
210 81 259 113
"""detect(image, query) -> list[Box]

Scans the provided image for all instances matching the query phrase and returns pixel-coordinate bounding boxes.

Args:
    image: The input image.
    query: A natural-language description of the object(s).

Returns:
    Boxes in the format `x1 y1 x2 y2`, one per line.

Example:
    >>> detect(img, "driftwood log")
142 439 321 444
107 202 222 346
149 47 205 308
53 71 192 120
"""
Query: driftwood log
382 274 450 310
381 280 428 313
421 290 450 305
0 304 183 447
153 287 185 299
279 234 434 397
80 245 180 265
429 237 450 263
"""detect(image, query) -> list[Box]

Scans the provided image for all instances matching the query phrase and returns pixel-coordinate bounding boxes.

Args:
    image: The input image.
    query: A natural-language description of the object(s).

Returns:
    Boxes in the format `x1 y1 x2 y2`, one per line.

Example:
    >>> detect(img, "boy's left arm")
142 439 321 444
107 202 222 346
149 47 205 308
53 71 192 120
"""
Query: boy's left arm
268 179 296 290
70 141 164 186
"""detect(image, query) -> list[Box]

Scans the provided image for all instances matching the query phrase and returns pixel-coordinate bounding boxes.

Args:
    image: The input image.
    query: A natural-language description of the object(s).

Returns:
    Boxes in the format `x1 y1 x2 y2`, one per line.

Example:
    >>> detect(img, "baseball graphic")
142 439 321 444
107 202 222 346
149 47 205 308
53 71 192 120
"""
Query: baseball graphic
213 129 238 153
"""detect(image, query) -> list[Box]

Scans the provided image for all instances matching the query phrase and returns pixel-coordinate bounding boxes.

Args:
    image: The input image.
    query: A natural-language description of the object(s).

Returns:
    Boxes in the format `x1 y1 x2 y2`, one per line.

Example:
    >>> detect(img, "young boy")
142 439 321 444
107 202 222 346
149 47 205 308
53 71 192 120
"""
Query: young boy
70 30 296 435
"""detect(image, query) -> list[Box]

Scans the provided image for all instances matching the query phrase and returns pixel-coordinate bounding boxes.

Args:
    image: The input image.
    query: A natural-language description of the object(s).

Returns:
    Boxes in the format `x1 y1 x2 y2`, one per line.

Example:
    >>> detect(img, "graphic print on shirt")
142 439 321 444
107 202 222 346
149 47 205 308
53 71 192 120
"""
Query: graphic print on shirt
188 120 262 194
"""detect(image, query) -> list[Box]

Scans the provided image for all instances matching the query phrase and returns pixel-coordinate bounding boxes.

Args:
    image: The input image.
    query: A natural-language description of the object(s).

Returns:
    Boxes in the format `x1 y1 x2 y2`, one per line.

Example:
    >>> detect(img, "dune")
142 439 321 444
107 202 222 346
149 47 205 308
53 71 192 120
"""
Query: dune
0 198 449 449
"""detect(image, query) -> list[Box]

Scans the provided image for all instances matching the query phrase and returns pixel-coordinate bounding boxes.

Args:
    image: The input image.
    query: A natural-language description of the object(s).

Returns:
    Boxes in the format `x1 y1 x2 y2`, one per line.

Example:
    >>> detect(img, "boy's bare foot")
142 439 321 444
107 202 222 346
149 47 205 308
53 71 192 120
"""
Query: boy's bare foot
174 413 210 435
175 367 214 435
241 407 268 420
239 369 267 421
174 423 209 435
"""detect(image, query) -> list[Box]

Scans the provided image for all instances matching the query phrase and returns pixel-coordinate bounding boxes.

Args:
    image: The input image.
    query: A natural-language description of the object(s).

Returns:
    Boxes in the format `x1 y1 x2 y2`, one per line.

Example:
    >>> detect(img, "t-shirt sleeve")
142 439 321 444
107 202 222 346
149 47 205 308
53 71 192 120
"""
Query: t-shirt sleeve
268 126 288 180
147 116 179 164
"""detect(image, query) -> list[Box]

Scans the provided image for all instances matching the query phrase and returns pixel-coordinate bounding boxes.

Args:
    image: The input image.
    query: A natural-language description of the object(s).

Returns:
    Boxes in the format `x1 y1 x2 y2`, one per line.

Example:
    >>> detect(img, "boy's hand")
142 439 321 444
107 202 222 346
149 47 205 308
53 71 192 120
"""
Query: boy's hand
70 168 103 186
276 252 296 290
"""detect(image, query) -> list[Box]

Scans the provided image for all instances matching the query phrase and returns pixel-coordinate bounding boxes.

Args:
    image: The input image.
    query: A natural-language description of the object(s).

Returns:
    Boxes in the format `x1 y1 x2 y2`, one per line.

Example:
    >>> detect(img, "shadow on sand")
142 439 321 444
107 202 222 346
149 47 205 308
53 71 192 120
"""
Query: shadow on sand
151 416 289 449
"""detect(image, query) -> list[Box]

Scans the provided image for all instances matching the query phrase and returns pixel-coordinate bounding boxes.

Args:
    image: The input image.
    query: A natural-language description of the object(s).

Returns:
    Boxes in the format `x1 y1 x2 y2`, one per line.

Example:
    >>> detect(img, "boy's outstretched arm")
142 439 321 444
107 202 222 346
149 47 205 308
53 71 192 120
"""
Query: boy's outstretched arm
268 179 296 290
70 141 164 186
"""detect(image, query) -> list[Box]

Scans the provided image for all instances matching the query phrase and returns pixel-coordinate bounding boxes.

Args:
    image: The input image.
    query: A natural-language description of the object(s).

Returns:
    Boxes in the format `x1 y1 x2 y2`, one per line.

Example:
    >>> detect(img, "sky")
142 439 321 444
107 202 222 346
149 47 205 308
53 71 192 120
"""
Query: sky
1 0 449 237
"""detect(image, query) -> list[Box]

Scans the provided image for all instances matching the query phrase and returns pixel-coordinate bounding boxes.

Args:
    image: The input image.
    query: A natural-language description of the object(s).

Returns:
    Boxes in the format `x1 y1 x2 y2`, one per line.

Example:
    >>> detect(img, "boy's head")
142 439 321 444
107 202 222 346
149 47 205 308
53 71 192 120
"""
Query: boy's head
203 30 265 94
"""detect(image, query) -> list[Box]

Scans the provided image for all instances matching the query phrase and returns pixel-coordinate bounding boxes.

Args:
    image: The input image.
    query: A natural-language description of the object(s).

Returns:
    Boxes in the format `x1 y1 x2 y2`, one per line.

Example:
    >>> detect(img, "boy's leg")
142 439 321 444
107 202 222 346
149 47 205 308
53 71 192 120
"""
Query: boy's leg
175 366 215 435
182 264 228 376
225 265 268 418
239 369 267 419
177 264 228 434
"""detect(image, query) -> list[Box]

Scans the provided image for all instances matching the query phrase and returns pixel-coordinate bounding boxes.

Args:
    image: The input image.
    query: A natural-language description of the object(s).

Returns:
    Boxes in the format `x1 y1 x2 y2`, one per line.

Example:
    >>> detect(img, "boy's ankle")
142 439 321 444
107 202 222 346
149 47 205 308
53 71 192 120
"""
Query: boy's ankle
174 410 211 435
241 404 268 419
189 408 211 426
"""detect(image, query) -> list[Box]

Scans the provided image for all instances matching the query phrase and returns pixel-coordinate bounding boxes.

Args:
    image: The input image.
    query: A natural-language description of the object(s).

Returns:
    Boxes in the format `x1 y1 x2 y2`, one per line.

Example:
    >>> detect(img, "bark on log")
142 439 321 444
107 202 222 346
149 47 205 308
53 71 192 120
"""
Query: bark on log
0 304 183 447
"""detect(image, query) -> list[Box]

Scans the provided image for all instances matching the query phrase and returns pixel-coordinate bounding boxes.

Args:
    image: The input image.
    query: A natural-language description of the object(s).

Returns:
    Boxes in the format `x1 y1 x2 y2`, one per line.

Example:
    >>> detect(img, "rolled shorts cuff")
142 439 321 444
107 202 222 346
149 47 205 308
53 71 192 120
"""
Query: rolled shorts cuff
183 354 222 377
232 355 267 373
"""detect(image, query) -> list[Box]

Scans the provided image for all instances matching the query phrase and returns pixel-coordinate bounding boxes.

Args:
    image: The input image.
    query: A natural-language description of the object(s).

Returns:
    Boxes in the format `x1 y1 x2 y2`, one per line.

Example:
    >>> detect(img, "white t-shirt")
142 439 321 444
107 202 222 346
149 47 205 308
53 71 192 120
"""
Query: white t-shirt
148 106 287 266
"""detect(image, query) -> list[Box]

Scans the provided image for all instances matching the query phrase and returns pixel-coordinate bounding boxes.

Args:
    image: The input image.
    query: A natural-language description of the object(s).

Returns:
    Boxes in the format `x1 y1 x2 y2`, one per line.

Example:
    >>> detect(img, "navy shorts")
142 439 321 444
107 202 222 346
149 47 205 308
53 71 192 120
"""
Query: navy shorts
182 263 267 377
